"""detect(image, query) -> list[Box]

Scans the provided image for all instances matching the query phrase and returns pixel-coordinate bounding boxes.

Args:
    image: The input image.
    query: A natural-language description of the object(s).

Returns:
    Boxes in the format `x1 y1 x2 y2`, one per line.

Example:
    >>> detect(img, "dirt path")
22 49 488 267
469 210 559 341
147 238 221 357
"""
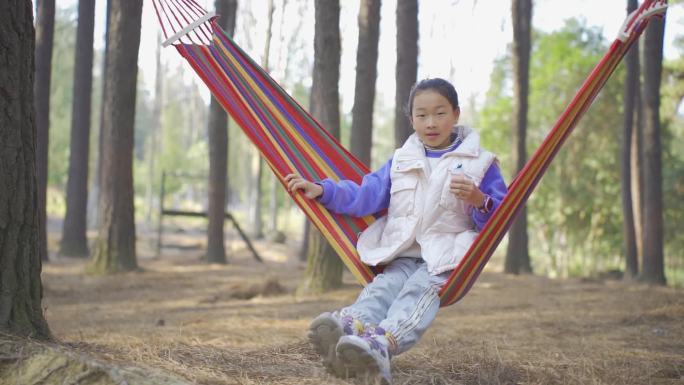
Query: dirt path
38 240 683 385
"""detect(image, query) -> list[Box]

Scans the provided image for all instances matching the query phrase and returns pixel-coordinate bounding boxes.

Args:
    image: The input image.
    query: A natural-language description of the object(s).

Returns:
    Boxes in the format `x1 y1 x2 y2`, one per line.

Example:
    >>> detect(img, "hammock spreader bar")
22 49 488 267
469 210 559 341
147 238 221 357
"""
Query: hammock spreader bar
153 0 667 307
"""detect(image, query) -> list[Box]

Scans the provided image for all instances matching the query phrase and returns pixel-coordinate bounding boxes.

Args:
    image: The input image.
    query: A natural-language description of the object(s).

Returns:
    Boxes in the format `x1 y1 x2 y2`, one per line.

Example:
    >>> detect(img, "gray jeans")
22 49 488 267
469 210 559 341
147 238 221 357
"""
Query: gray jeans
339 257 450 355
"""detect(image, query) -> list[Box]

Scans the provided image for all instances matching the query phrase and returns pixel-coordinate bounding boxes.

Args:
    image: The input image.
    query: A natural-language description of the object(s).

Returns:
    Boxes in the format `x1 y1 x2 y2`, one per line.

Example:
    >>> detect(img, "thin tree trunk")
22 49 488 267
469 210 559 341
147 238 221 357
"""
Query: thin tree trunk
299 0 343 294
0 0 51 339
88 0 113 230
394 0 418 148
640 15 666 285
88 0 143 275
146 32 163 224
505 0 532 274
350 0 381 167
299 219 310 261
632 40 646 275
248 1 275 241
249 155 264 239
206 0 237 264
35 0 55 262
269 175 280 236
270 0 291 239
621 0 639 279
60 0 96 258
631 82 645 265
262 0 279 239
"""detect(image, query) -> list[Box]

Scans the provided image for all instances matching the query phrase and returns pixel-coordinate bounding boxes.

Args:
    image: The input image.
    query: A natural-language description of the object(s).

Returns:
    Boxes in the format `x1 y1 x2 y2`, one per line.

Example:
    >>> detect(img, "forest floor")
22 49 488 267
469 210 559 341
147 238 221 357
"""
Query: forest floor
4 222 684 385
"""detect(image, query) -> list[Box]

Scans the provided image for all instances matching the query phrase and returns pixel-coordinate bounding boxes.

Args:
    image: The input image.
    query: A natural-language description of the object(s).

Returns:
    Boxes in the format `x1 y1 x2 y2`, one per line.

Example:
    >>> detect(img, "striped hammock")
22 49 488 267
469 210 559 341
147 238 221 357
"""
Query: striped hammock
153 0 667 306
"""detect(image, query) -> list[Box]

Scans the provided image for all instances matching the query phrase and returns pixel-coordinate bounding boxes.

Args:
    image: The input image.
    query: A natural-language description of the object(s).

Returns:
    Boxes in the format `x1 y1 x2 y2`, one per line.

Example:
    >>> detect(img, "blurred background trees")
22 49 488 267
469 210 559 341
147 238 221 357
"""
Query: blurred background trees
33 1 683 288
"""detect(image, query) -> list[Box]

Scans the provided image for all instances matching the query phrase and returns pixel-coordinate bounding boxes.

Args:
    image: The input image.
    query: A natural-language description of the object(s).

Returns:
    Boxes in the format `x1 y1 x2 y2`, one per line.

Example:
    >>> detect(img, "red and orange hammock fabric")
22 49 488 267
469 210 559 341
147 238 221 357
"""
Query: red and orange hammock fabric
153 0 667 306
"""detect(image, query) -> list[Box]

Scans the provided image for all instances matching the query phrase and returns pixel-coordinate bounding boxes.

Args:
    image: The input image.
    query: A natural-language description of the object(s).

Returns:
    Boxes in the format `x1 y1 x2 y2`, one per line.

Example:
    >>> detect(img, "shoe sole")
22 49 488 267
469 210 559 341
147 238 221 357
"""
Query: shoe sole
336 339 390 385
308 316 348 377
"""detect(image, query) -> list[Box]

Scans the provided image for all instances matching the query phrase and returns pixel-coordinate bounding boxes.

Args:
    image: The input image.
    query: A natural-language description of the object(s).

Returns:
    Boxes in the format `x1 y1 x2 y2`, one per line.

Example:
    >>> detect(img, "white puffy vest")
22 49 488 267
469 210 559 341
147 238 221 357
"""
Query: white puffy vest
356 126 496 275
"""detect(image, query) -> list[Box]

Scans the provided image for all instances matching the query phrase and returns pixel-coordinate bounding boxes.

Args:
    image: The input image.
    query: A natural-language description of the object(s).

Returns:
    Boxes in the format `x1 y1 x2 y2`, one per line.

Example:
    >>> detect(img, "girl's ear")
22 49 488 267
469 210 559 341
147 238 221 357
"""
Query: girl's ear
454 107 461 122
407 115 414 127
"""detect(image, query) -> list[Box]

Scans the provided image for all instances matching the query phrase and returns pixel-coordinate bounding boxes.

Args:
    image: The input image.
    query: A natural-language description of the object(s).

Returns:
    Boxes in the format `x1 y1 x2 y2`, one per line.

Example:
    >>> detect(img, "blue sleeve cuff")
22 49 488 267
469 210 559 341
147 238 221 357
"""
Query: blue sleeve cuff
316 179 335 206
471 163 508 231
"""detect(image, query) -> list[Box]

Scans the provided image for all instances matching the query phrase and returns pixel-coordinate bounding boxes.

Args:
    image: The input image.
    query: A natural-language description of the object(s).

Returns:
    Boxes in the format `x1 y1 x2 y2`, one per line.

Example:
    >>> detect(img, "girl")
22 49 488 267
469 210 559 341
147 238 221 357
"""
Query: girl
285 78 507 384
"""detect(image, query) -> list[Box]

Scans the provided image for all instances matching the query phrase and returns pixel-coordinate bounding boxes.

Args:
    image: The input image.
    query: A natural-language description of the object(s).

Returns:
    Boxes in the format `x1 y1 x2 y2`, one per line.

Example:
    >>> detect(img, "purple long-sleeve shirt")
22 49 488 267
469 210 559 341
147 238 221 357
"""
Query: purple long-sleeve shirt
317 157 507 231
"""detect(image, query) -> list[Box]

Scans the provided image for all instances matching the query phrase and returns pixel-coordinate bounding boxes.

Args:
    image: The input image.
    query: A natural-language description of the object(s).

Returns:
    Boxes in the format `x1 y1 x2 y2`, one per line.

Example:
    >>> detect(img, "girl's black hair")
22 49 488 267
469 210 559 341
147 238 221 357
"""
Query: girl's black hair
406 78 459 117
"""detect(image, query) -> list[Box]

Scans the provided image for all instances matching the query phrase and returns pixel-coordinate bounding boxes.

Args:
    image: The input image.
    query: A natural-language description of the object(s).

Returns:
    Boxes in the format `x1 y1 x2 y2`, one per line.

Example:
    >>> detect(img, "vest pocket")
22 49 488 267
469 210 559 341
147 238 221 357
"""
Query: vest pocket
439 177 461 211
388 177 418 217
439 169 473 214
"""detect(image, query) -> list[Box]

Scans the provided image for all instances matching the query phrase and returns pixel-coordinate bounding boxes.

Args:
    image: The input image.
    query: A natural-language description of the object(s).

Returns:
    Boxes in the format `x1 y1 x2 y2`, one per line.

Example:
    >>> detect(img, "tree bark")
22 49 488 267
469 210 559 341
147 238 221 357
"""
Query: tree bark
88 0 113 230
0 0 51 339
249 157 265 239
89 0 143 275
505 0 532 274
60 0 96 258
249 0 275 241
621 0 639 279
631 82 645 266
350 0 381 167
35 0 55 262
640 15 666 285
394 0 418 148
206 0 238 264
146 32 163 224
299 0 343 294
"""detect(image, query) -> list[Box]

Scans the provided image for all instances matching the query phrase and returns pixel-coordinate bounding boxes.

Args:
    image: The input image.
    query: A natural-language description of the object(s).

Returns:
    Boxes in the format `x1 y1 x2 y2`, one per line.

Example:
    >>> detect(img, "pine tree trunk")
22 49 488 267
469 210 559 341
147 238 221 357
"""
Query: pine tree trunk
249 157 265 239
146 33 163 224
60 0 96 258
299 0 343 295
394 0 418 148
34 0 55 262
631 67 645 270
505 0 532 274
300 228 343 293
621 0 639 279
207 93 229 262
206 0 237 264
350 0 381 167
299 219 310 261
0 0 51 339
640 16 666 285
248 1 275 241
88 0 113 230
89 0 143 275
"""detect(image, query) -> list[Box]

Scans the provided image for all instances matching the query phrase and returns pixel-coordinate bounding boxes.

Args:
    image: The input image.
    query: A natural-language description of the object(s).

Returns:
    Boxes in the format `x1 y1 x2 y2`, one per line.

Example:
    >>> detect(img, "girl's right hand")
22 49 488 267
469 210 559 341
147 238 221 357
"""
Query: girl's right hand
284 173 324 200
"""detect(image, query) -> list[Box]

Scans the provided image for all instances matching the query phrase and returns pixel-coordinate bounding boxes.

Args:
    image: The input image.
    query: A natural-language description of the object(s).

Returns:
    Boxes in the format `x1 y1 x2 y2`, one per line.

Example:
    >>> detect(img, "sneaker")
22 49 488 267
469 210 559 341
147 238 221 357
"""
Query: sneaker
335 327 392 385
308 312 363 377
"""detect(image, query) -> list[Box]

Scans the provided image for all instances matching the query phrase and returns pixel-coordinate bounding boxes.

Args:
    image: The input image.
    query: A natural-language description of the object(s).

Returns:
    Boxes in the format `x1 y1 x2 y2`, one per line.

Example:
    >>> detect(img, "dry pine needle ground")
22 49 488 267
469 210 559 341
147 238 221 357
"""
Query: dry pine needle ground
5 237 683 385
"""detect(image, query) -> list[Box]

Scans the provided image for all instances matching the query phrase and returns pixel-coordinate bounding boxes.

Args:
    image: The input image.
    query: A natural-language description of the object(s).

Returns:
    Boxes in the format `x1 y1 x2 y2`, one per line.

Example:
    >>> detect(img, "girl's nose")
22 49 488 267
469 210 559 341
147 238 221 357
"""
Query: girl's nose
426 115 435 127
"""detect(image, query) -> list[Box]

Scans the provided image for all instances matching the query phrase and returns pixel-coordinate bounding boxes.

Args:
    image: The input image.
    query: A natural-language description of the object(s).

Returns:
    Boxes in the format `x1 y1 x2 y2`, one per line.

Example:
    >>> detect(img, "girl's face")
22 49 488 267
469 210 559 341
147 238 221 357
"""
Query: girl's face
410 89 460 149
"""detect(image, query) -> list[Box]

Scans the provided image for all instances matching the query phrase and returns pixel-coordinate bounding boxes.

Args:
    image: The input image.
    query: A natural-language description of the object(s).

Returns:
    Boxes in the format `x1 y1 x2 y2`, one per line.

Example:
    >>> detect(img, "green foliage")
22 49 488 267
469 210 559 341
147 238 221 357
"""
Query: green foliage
476 55 514 181
661 32 684 286
529 20 626 277
479 19 629 278
152 69 209 200
478 17 684 285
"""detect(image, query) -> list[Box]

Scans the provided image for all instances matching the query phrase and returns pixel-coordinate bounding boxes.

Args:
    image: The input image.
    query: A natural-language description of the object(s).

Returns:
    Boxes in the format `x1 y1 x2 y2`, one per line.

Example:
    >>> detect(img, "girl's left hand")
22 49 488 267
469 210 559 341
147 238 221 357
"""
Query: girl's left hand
450 174 485 207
